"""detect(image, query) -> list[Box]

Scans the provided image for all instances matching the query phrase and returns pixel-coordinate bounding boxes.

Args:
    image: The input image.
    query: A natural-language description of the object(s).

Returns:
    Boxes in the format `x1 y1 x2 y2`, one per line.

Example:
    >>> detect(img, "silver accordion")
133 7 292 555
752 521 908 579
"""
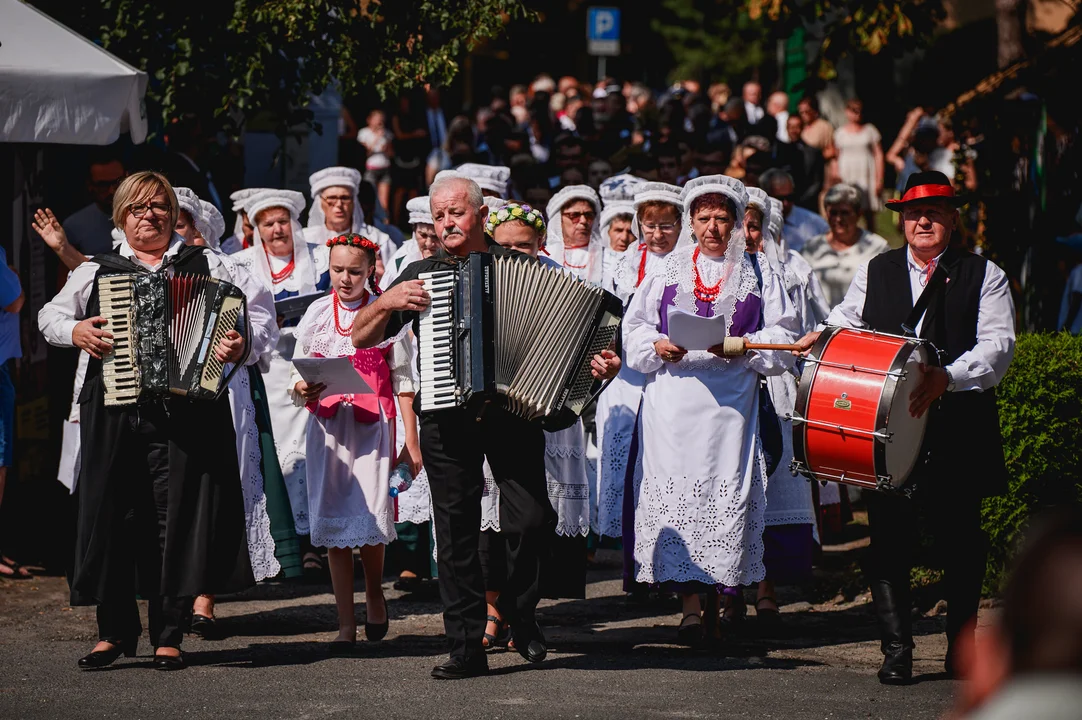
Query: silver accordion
97 272 249 406
417 252 623 424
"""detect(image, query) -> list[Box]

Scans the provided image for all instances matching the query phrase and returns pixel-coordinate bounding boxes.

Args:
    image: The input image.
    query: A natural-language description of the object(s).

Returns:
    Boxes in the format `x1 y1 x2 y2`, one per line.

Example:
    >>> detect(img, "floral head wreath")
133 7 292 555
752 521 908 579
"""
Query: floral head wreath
327 233 379 252
485 202 546 238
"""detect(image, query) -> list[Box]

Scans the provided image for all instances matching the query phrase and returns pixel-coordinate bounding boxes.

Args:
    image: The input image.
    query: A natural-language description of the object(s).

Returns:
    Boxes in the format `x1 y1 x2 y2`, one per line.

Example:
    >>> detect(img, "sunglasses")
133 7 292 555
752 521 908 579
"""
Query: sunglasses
563 211 596 222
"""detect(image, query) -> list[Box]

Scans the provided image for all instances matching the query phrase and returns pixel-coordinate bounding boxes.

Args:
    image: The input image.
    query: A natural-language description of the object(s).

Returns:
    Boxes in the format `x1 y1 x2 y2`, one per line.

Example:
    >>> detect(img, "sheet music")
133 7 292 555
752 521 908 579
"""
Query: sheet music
665 305 728 351
292 357 374 395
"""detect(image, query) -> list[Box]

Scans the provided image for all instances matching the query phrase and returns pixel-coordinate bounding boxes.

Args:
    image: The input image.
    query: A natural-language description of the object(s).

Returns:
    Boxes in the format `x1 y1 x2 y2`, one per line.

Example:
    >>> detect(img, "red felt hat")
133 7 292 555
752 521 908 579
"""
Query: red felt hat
885 170 967 210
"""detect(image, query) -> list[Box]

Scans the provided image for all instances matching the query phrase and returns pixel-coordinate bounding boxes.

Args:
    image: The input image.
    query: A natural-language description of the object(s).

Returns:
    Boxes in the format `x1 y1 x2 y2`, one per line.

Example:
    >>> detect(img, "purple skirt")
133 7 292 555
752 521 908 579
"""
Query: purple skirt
762 524 814 584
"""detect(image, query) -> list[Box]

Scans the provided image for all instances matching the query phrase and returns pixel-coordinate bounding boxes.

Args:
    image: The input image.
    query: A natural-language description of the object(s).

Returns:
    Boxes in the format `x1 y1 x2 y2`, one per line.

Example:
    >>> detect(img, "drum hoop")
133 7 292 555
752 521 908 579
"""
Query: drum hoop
791 326 841 485
822 324 934 344
874 336 941 488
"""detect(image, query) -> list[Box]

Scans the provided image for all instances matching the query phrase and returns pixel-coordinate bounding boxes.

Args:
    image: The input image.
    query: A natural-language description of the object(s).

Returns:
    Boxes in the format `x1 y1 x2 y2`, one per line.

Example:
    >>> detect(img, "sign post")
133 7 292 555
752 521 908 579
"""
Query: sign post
587 7 620 82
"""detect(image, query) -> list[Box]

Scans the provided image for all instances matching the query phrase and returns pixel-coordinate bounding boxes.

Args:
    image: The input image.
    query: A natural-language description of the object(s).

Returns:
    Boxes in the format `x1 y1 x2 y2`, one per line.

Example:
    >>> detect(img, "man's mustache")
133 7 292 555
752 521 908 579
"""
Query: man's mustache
442 226 464 240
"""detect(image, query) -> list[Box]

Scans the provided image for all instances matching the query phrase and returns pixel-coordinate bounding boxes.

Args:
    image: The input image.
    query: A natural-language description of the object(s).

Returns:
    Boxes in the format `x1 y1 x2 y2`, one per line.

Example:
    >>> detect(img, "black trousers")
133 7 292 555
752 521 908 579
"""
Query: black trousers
95 408 190 649
865 480 987 654
421 405 553 659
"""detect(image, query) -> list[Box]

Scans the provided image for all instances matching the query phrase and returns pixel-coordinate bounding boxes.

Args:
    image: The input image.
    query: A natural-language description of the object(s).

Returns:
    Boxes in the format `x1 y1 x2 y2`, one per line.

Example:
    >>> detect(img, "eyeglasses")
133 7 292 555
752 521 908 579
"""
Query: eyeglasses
827 207 856 218
773 193 793 202
641 222 678 234
563 211 596 222
128 202 171 218
323 195 353 206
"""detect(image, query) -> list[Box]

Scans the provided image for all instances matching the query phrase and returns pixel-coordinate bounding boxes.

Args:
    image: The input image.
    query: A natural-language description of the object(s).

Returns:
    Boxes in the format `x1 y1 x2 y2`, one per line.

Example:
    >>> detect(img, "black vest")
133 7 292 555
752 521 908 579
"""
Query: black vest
862 247 1008 497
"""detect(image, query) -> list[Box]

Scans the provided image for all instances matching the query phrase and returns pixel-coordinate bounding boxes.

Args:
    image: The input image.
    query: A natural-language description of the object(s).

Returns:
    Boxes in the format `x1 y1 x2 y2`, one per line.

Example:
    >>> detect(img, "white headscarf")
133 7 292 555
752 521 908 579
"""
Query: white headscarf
598 173 644 233
173 186 204 228
197 200 226 251
407 195 433 227
679 173 750 303
241 189 325 294
229 187 270 241
482 196 507 212
545 184 605 284
306 166 365 232
631 181 692 248
456 163 511 198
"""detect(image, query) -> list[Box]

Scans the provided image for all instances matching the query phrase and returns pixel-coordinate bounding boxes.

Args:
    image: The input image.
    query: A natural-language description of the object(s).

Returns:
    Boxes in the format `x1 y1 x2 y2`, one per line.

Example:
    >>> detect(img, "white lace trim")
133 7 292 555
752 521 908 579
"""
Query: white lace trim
661 246 762 371
297 293 371 358
309 513 397 549
231 368 280 582
634 440 767 587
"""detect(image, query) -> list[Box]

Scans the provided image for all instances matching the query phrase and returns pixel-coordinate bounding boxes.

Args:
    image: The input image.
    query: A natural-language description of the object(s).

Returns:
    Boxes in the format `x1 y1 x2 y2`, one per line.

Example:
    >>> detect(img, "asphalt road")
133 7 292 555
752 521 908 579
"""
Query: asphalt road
0 550 959 720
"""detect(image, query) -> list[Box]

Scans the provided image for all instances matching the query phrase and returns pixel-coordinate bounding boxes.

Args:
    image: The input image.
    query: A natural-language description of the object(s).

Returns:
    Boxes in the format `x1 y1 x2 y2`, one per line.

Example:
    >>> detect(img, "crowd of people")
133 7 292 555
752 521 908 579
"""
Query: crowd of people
3 71 1033 704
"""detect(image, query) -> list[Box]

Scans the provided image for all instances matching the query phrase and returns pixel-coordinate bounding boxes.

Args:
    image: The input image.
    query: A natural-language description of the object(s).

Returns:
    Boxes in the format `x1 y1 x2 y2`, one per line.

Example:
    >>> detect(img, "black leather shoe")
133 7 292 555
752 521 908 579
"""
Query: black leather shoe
78 638 137 669
153 652 187 671
512 622 547 664
190 614 218 639
430 654 489 680
365 620 388 642
877 643 913 685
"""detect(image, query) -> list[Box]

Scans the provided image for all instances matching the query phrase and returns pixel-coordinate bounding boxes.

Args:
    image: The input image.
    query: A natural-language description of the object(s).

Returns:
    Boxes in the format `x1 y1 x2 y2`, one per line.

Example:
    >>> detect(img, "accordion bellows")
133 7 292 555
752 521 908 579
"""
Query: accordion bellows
418 253 622 421
97 272 247 406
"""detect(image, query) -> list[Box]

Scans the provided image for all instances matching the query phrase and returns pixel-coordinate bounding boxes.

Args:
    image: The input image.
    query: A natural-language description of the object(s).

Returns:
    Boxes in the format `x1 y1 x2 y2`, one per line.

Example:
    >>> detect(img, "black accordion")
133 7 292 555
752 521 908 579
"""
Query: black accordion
97 272 249 406
417 252 623 425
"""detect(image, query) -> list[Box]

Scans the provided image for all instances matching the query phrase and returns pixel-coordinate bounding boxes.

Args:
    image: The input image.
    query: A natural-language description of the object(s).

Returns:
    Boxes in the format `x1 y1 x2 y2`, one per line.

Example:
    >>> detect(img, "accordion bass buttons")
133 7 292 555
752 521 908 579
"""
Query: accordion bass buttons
418 271 459 412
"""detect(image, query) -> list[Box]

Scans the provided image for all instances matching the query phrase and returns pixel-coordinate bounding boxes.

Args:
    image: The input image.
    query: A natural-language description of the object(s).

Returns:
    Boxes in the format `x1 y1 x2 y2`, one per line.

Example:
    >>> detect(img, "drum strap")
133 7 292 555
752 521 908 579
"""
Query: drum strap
901 261 948 338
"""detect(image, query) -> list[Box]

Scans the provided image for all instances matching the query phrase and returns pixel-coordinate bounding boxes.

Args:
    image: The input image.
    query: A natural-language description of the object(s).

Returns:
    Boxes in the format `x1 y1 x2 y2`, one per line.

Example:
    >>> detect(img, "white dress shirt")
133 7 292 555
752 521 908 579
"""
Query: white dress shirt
825 246 1016 392
39 234 276 367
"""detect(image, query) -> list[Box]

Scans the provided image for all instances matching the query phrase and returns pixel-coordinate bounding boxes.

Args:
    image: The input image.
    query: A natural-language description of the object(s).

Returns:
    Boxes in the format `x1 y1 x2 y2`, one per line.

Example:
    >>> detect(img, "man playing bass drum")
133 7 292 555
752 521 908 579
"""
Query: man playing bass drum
795 171 1016 685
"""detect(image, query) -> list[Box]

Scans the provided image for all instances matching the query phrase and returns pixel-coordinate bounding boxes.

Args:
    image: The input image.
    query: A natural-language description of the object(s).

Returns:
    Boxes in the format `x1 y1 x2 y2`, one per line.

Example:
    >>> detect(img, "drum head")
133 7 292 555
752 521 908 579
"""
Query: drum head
882 344 931 486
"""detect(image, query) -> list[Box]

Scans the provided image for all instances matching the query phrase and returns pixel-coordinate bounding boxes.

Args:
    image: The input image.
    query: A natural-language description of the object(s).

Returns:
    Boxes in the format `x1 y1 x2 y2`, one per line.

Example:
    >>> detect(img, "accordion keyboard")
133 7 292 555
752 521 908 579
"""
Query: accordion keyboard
97 275 141 406
418 270 458 412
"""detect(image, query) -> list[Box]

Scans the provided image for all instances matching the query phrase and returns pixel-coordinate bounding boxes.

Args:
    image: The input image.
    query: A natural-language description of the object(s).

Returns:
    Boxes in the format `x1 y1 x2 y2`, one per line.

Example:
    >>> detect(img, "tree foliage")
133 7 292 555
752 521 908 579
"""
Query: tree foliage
31 0 536 134
653 0 946 83
652 0 770 84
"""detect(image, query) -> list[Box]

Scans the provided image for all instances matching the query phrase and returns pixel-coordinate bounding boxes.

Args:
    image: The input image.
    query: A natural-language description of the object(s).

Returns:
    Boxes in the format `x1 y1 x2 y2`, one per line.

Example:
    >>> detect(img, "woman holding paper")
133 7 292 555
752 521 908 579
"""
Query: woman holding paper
291 233 418 651
622 175 799 646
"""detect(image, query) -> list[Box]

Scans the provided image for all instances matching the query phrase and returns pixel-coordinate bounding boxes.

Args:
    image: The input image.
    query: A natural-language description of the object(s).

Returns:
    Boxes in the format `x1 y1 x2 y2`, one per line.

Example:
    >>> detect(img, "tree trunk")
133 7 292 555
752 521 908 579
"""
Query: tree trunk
995 0 1025 68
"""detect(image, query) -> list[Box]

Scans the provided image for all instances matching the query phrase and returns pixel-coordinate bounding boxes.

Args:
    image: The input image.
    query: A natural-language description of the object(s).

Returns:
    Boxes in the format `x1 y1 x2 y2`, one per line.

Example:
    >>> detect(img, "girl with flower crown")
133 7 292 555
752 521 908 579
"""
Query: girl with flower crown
290 234 419 651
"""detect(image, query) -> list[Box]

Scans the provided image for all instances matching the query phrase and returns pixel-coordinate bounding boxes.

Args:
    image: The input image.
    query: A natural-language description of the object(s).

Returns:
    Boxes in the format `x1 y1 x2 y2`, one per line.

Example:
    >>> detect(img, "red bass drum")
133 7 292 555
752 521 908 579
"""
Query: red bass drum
790 326 936 493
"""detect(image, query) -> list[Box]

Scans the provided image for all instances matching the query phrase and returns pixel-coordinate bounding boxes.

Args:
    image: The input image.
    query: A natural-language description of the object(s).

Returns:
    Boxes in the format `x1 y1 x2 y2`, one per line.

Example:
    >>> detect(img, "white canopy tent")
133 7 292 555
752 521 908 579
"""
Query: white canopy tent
0 0 148 145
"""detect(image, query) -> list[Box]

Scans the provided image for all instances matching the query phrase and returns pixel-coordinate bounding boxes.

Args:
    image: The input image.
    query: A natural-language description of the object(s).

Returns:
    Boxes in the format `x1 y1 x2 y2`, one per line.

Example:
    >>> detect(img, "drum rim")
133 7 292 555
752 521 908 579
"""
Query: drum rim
874 337 937 489
791 325 840 485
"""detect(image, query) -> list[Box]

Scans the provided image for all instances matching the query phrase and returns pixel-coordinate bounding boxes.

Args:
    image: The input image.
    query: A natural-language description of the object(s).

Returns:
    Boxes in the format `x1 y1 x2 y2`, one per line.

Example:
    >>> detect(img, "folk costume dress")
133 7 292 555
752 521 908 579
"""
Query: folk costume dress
291 291 412 549
594 182 685 540
233 190 330 537
622 176 799 591
191 194 302 581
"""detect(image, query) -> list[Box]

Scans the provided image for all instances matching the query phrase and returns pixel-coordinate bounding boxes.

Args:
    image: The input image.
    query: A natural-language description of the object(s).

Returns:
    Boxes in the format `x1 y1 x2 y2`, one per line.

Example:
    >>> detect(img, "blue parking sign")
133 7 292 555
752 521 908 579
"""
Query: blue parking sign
587 7 620 56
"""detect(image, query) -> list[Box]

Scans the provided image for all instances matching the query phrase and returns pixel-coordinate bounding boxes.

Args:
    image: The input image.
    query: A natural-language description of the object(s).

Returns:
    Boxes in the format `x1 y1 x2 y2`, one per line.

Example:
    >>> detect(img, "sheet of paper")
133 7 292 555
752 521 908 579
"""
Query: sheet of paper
665 305 728 351
292 357 373 396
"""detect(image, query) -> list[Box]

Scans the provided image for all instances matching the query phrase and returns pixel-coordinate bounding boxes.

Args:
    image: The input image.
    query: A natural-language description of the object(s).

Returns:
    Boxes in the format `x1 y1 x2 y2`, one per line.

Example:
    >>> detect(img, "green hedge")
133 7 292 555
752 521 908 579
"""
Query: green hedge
982 332 1082 593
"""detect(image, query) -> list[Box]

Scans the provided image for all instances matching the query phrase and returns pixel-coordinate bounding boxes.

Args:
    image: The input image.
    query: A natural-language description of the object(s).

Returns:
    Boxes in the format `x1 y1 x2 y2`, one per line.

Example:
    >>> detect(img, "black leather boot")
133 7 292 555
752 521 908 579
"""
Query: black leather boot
870 579 913 685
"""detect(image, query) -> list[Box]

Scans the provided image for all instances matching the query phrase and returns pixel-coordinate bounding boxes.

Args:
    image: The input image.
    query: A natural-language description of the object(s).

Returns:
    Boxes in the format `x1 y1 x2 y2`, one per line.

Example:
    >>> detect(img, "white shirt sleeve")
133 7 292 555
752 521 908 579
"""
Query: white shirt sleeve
945 262 1016 392
823 260 870 330
212 254 279 367
746 262 799 376
622 270 666 374
38 261 99 347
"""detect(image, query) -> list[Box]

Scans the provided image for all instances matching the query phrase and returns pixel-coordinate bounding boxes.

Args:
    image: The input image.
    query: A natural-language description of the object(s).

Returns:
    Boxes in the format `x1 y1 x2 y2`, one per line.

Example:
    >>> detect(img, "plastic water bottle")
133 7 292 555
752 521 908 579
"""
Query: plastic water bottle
388 462 414 498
